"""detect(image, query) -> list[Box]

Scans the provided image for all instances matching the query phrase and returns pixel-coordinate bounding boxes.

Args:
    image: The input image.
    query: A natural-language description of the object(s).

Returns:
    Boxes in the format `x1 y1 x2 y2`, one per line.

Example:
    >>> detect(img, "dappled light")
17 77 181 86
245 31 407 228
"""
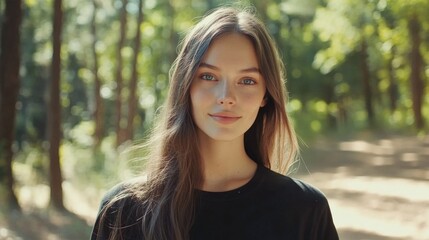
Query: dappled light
1 0 428 239
7 134 428 239
294 135 429 240
339 140 395 155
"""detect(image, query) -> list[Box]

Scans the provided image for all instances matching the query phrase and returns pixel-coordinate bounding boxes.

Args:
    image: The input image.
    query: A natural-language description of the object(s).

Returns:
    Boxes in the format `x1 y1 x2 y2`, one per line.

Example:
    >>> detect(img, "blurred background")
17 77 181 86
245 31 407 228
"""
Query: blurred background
0 0 428 239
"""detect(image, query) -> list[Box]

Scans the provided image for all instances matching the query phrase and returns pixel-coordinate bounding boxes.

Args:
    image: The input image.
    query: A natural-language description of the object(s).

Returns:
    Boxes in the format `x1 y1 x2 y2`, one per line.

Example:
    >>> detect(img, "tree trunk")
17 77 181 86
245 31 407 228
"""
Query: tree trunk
323 81 337 129
91 0 104 147
408 13 425 129
360 39 374 126
115 0 128 147
0 0 22 211
154 0 176 110
387 48 399 113
125 0 144 141
49 0 64 210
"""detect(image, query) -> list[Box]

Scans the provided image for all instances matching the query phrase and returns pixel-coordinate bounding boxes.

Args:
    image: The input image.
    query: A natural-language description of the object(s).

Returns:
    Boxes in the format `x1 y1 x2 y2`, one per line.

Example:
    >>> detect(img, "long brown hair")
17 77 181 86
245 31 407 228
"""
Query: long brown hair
96 6 298 240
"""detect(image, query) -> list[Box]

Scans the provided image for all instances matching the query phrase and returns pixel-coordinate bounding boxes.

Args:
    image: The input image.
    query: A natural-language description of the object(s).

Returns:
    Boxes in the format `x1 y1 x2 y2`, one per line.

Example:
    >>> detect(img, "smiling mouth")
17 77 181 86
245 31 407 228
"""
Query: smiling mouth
209 113 241 124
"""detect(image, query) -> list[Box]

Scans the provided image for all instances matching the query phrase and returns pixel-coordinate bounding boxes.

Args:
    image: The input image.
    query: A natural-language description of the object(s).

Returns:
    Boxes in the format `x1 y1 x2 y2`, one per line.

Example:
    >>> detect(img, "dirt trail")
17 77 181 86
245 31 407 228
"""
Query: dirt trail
1 134 428 240
293 134 429 240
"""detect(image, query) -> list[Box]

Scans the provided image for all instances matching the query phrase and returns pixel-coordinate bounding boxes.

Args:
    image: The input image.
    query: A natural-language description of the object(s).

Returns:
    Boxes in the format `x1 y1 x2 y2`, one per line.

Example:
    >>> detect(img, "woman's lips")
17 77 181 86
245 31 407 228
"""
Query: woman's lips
209 113 241 124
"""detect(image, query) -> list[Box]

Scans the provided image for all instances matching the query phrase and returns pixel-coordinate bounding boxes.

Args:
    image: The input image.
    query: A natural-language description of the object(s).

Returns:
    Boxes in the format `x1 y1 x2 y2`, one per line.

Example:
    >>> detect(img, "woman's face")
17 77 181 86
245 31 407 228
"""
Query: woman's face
190 32 266 142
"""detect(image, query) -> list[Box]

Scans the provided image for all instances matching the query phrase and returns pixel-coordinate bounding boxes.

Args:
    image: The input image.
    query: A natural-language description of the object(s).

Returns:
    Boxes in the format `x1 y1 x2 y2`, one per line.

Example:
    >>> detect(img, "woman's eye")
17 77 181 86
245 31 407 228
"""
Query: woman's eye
241 78 256 85
201 74 216 81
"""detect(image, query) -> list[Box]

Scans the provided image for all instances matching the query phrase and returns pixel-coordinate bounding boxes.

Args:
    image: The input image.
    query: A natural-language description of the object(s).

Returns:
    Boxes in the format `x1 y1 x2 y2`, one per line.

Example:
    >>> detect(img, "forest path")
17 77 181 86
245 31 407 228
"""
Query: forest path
1 134 428 240
293 134 429 240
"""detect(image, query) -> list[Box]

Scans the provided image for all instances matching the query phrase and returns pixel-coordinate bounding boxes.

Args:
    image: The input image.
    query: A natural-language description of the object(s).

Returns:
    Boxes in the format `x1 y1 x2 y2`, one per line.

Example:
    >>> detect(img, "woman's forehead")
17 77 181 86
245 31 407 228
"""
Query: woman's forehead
201 32 259 70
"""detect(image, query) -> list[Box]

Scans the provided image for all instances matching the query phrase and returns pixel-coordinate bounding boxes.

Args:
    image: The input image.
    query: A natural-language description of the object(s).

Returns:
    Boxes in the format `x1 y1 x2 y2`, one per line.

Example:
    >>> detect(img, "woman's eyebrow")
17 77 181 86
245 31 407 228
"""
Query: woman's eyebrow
240 67 260 74
199 62 261 73
199 62 220 70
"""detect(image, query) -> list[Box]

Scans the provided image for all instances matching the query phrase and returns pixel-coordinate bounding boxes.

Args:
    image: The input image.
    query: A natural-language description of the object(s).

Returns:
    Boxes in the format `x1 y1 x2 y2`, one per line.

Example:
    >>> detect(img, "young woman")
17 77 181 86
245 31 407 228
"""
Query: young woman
91 6 339 240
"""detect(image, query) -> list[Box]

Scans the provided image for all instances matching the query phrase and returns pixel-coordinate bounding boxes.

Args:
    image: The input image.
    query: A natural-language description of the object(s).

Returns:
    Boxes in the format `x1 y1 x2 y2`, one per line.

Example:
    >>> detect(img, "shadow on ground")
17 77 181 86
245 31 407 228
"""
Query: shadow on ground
338 228 405 240
0 208 92 240
1 134 428 239
293 134 429 240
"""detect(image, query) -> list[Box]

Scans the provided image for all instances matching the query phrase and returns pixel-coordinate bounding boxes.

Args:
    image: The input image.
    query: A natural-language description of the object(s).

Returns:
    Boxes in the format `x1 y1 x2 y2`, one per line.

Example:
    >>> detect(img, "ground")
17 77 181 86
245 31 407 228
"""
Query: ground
293 133 429 240
1 134 428 240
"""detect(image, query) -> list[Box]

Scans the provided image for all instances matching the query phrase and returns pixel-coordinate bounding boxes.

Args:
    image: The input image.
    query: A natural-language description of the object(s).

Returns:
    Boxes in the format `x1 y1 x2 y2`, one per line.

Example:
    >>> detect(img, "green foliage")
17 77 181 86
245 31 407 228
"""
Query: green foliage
11 0 429 166
2 2 428 236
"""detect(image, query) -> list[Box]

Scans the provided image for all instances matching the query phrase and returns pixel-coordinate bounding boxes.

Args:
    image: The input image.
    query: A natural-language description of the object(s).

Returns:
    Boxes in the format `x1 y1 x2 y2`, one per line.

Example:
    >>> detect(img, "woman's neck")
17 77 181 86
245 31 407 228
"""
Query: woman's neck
197 132 257 192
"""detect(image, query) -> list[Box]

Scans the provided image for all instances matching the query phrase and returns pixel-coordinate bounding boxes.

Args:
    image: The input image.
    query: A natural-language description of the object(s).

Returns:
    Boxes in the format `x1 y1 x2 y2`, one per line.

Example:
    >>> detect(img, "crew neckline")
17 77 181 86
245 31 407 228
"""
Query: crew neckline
196 164 265 201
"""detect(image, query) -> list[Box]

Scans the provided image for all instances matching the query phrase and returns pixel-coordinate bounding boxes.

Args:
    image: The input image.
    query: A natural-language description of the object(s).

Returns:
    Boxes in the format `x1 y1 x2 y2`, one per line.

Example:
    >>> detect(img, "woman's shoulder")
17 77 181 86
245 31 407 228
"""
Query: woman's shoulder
92 177 147 240
98 176 147 211
260 166 328 204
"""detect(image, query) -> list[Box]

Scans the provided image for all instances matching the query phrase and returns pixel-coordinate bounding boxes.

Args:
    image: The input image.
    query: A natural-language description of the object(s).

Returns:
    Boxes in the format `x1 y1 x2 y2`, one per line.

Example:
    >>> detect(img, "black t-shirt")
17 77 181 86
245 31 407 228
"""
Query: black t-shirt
92 165 339 240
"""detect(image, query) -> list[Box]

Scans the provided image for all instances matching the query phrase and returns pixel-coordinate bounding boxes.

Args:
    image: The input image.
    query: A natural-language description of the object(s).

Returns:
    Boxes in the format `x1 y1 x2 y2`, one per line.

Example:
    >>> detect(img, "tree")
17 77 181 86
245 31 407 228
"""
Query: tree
312 0 380 127
0 0 22 211
49 0 64 210
91 0 104 147
387 0 428 129
379 7 400 113
359 38 374 125
16 0 50 149
408 13 425 129
125 0 144 141
115 0 128 147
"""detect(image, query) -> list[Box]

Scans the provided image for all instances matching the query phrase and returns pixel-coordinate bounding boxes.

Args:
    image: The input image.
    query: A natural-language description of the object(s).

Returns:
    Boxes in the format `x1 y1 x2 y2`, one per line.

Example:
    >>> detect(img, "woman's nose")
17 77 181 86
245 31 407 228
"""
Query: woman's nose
217 82 236 105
